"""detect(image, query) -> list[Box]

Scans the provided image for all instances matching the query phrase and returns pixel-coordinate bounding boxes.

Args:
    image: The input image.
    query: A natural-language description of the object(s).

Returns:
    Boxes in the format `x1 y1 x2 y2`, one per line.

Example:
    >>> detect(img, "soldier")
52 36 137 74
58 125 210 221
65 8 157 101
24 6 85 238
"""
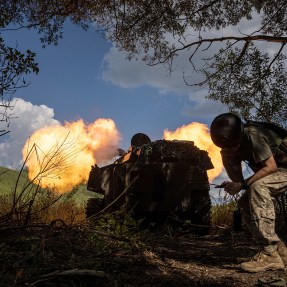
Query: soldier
210 113 287 272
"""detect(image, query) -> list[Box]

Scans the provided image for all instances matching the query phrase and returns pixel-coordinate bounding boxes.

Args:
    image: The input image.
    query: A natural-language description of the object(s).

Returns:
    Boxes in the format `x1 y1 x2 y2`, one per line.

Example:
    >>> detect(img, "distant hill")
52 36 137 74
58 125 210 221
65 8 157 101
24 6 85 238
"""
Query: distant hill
0 166 29 194
0 166 97 204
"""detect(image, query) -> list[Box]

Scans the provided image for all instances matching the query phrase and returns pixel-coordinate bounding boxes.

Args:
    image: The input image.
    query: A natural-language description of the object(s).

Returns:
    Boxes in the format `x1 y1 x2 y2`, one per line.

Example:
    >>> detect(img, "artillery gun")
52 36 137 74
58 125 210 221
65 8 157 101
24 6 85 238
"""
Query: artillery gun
86 133 214 228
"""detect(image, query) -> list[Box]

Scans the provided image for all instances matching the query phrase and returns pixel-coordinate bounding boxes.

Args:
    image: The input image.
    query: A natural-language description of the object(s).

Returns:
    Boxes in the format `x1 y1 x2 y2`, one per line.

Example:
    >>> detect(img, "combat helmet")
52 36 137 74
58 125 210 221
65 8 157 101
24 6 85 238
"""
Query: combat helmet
131 133 151 147
210 113 243 148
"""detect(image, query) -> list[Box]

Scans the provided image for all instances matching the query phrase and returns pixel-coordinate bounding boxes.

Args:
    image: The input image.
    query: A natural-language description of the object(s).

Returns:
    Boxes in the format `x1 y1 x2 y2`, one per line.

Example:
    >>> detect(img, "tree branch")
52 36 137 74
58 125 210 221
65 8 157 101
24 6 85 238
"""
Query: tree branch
159 35 287 64
267 42 286 70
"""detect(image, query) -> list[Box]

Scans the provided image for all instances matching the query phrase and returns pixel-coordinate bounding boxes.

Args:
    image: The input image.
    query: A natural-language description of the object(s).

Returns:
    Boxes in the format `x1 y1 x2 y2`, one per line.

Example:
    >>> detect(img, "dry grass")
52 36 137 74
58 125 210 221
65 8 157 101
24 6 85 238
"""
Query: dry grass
211 200 237 228
0 189 86 226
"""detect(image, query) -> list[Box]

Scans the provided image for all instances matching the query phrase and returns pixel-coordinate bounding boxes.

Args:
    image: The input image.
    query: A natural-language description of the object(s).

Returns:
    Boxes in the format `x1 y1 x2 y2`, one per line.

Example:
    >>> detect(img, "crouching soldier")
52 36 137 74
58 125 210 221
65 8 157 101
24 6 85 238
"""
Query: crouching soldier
210 113 287 272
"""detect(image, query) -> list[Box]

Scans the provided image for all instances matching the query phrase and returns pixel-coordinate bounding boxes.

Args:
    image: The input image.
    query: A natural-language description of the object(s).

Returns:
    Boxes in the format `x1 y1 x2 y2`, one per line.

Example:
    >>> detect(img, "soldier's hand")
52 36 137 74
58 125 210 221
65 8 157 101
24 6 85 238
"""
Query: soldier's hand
213 181 230 188
224 182 242 195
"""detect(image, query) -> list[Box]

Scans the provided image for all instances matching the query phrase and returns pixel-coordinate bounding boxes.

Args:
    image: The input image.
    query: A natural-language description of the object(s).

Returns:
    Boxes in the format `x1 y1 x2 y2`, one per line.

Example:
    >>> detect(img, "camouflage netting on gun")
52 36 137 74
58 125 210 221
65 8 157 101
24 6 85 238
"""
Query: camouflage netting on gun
138 140 213 169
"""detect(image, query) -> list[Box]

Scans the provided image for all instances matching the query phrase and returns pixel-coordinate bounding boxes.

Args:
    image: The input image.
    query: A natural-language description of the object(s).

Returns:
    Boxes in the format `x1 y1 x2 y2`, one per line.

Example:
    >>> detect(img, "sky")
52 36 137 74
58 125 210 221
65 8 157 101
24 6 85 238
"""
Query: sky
1 21 230 167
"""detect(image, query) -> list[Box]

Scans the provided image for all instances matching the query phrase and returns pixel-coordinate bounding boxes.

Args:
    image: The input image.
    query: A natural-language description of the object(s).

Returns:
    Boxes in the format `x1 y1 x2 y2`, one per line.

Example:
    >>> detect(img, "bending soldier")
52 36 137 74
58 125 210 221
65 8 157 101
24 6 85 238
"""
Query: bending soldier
210 113 287 273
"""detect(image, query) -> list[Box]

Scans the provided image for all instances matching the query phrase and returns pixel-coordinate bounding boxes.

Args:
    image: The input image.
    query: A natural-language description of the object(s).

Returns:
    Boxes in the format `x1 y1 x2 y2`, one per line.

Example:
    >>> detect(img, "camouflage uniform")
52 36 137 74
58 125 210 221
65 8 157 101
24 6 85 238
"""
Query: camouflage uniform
238 168 287 245
221 124 287 245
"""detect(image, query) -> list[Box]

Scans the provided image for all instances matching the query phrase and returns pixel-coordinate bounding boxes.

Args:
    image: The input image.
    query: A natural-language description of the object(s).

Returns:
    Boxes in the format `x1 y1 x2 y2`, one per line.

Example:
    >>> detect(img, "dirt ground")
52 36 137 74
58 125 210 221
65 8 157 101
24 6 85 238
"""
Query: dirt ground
108 227 286 287
1 224 287 287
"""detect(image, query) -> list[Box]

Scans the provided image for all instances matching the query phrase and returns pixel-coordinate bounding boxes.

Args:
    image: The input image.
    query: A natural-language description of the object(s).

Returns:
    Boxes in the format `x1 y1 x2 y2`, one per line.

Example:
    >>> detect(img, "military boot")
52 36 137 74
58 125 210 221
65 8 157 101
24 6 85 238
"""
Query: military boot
277 241 287 263
240 245 285 273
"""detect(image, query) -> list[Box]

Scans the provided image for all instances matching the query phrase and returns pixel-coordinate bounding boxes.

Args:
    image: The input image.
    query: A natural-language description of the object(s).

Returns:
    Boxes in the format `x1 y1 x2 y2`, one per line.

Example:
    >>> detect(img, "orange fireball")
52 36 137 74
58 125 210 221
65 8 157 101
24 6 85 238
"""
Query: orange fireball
163 122 223 182
22 118 121 193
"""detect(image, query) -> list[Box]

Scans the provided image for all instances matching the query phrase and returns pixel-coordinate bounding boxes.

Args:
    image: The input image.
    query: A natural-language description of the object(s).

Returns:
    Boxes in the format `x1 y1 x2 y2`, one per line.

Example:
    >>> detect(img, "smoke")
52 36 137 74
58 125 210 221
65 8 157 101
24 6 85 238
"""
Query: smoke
0 98 60 169
22 118 121 193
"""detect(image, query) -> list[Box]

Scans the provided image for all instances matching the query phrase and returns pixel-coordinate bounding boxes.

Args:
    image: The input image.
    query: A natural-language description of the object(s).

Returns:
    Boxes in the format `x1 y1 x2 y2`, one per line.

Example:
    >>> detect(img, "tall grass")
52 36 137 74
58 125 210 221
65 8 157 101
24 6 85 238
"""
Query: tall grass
211 199 237 227
0 189 87 226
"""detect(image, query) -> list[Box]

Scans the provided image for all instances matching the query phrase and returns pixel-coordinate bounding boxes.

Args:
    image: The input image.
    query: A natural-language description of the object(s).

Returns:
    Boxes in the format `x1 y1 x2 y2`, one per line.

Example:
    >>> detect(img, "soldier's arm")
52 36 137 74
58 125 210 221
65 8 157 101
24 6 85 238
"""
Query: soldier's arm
221 149 244 182
245 155 277 186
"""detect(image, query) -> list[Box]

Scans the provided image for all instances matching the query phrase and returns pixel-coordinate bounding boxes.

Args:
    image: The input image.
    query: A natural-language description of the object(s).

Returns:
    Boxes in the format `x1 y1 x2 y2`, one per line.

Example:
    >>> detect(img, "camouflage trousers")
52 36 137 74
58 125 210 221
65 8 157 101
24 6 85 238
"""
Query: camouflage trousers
238 168 287 245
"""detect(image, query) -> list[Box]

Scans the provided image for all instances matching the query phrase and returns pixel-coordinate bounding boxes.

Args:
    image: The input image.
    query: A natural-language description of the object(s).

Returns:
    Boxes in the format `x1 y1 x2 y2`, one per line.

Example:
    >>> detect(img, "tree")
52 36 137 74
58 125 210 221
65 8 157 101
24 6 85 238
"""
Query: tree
0 39 39 136
87 0 287 124
1 0 287 127
0 0 82 136
205 44 287 128
0 0 41 136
